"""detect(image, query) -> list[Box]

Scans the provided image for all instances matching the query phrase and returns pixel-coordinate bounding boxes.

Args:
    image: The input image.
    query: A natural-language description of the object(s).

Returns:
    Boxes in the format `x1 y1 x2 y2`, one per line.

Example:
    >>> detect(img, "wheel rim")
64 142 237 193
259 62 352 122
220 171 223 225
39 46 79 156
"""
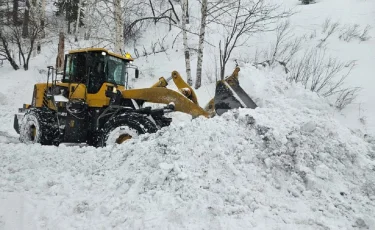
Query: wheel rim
30 125 36 141
20 114 41 144
116 134 132 144
106 126 139 146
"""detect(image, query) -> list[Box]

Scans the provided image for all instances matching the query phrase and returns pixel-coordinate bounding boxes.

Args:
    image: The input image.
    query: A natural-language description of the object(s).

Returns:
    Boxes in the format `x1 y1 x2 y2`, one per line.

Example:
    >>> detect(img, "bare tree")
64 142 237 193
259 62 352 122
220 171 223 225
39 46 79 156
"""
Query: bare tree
181 0 192 85
149 0 157 24
83 0 100 40
22 0 31 37
184 0 189 24
0 0 45 71
1 15 43 70
335 87 361 111
194 0 208 89
0 30 19 70
317 19 339 48
113 0 123 53
12 0 18 25
15 20 43 70
256 20 303 72
0 0 18 69
269 21 291 65
359 25 371 41
74 0 83 42
288 48 356 97
56 32 65 72
168 0 180 23
339 24 372 42
40 0 46 37
216 0 290 80
85 0 178 52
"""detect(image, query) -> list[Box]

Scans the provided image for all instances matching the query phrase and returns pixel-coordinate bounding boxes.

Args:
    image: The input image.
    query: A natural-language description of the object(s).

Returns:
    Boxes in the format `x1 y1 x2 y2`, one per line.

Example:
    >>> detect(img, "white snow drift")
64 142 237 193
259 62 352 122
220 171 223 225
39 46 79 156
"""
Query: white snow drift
0 65 374 230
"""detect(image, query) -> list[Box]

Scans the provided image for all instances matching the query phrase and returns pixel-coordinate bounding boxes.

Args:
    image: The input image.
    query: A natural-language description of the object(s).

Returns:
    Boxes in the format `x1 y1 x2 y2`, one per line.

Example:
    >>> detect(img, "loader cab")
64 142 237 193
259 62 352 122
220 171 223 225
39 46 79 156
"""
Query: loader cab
62 48 136 93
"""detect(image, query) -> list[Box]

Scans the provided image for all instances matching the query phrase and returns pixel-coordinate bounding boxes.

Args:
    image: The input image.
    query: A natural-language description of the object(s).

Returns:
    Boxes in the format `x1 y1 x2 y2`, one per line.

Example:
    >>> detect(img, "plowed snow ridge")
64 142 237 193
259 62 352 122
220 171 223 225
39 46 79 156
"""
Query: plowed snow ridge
0 65 374 229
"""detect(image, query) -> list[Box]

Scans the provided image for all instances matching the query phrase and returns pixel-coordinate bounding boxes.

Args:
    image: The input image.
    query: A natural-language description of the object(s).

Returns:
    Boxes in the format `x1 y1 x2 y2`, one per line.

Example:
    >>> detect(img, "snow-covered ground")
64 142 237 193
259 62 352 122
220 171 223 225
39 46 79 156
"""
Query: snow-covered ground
0 0 375 229
1 66 375 229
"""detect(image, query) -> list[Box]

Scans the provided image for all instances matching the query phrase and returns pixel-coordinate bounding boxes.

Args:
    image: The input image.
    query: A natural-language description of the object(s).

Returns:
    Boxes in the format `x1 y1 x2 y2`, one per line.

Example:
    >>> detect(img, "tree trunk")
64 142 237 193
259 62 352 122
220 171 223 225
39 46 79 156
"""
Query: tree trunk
23 61 29 70
40 0 46 37
8 58 19 70
56 32 65 72
194 0 207 89
114 0 123 53
74 0 83 42
181 0 192 86
66 5 71 34
7 49 20 70
169 10 172 31
0 33 20 70
219 41 225 80
185 0 189 24
67 21 71 34
22 0 30 38
84 0 95 40
6 0 11 24
25 36 37 70
12 0 18 25
149 0 156 24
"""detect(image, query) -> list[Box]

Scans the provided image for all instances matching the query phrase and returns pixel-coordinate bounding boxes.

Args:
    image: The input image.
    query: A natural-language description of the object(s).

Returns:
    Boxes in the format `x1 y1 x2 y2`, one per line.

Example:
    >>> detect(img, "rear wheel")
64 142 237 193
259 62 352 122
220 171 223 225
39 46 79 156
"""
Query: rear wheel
98 113 158 147
19 108 59 145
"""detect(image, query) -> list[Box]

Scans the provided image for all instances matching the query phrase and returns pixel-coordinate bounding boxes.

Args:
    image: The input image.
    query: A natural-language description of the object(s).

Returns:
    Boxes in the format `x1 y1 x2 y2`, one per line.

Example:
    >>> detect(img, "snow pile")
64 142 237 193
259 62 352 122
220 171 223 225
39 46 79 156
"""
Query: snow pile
0 92 7 105
1 65 374 229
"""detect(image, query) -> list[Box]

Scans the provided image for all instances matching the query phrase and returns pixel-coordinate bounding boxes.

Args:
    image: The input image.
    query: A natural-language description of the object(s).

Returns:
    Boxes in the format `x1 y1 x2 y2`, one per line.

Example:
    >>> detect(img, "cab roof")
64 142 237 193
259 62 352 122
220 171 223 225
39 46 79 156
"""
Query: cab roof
68 48 134 61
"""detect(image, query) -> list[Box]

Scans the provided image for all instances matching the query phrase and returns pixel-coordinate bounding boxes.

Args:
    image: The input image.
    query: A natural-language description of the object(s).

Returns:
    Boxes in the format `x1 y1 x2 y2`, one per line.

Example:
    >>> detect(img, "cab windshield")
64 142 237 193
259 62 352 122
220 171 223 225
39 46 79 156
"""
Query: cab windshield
105 55 126 86
63 51 129 93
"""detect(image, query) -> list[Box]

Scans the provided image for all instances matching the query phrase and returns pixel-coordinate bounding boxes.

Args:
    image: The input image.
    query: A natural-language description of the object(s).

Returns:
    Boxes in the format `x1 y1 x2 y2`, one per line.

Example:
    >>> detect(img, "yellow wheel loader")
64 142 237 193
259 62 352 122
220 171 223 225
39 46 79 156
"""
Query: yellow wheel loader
13 48 257 147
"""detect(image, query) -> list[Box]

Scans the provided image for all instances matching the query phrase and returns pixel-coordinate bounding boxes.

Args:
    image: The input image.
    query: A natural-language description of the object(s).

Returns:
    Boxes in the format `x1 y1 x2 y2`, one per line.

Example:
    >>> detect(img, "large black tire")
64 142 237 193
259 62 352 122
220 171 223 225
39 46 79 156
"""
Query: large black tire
19 108 59 145
97 113 158 147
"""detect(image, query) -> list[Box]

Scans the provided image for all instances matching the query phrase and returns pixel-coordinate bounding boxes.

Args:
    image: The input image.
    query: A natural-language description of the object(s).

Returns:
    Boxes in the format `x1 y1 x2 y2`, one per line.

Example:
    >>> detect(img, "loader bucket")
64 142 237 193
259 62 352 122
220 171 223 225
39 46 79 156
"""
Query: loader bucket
214 68 257 115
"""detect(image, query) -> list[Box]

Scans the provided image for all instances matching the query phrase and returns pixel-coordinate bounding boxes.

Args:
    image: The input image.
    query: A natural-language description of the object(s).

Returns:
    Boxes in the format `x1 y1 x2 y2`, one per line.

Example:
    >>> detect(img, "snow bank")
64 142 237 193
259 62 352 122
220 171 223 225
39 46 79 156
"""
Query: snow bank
1 64 374 229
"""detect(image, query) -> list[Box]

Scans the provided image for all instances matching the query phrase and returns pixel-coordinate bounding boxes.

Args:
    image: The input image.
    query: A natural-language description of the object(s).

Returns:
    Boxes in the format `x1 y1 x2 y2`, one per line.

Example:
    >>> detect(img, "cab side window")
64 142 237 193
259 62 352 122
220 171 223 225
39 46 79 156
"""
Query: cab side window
64 53 87 83
63 55 72 82
87 52 106 93
71 53 87 83
107 56 125 86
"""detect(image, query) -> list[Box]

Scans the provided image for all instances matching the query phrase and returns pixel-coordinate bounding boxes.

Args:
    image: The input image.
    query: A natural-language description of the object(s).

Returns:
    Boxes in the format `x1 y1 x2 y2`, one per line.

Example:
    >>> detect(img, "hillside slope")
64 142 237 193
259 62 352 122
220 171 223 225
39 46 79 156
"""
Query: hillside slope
0 0 374 229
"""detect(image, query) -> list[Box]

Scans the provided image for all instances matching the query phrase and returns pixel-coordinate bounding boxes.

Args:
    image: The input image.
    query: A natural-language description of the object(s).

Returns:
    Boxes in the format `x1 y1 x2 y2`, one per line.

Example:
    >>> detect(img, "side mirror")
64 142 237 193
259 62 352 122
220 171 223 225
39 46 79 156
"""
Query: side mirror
135 69 139 79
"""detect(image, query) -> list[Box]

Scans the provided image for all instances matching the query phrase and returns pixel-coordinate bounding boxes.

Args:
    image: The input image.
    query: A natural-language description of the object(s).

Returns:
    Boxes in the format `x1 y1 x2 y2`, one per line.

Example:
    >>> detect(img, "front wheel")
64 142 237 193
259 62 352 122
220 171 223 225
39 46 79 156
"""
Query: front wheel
97 113 158 147
19 108 59 145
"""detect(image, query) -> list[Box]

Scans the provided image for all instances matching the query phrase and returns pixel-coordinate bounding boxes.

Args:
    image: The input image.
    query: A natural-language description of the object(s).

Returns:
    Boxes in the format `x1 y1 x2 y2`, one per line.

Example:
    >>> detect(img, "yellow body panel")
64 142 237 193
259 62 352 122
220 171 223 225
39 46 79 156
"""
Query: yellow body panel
67 83 125 107
32 83 49 107
68 48 134 61
32 82 125 109
86 84 125 107
68 83 86 99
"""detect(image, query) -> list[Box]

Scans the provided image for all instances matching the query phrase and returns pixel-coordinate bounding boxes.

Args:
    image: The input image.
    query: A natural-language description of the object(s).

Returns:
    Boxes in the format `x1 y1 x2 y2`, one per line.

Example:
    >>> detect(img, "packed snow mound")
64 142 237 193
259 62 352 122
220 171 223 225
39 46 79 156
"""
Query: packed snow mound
0 92 7 105
1 65 374 229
